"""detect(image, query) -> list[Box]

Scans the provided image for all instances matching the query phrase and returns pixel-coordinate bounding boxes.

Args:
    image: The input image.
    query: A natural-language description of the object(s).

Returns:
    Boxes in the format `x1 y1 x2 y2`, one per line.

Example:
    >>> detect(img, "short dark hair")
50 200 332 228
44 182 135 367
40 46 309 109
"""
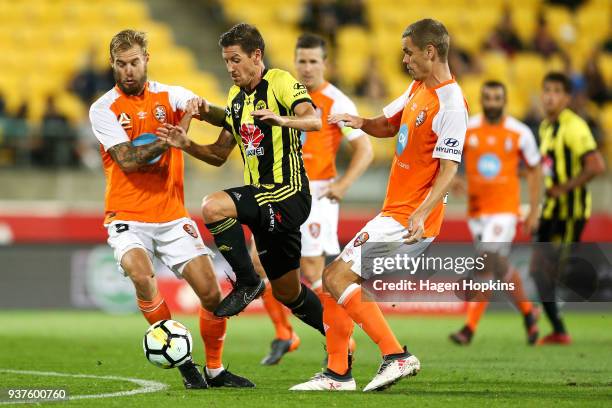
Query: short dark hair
295 33 327 58
219 23 265 56
482 80 507 96
402 19 450 61
543 71 572 94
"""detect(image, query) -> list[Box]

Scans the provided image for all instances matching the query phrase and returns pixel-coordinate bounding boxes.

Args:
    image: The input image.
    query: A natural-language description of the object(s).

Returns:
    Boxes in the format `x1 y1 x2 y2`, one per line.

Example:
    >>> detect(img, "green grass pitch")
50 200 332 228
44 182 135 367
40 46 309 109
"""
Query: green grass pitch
1 310 611 407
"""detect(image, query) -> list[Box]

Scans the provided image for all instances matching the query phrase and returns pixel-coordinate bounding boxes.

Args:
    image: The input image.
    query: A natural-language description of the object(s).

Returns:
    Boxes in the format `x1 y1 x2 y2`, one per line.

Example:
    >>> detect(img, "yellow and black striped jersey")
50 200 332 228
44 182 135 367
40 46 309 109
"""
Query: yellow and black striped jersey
223 68 313 192
539 108 598 220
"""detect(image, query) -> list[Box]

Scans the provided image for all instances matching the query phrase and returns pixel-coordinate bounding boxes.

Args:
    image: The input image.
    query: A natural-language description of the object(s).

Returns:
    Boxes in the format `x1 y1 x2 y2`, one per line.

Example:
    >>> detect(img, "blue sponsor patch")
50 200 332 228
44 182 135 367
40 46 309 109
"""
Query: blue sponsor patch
477 153 501 179
396 124 409 156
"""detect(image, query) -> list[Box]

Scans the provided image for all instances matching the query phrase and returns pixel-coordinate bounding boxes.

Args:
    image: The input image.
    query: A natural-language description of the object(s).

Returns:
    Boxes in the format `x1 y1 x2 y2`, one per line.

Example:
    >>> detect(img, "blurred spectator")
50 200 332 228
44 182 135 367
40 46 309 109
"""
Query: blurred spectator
483 8 523 57
583 49 610 106
522 96 544 141
532 13 559 58
2 103 33 166
355 57 387 101
547 0 585 12
336 0 368 28
299 0 339 46
33 96 79 167
449 46 481 79
69 50 113 105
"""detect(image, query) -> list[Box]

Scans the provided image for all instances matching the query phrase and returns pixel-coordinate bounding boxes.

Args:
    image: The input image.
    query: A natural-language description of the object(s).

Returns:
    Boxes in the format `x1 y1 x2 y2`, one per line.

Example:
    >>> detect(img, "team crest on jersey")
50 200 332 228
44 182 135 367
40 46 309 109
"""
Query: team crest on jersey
353 232 369 247
505 136 513 152
415 110 427 127
240 123 265 156
153 105 167 123
468 134 478 147
117 112 132 130
255 100 267 111
309 223 321 239
183 224 199 239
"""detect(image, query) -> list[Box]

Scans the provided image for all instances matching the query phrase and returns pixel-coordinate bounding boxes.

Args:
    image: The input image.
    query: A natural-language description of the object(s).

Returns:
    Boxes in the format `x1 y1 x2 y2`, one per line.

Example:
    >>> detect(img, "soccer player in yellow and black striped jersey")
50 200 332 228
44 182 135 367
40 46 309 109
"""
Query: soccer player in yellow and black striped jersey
531 72 606 345
157 24 326 335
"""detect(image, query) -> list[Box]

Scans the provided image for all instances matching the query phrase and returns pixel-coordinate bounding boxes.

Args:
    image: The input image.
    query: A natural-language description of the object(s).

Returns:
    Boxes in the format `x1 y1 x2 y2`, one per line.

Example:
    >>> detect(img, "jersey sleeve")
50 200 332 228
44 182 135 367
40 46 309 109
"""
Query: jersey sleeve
432 108 468 162
89 105 129 151
276 70 314 112
167 85 197 112
518 124 541 167
382 82 415 127
330 94 364 141
567 120 597 158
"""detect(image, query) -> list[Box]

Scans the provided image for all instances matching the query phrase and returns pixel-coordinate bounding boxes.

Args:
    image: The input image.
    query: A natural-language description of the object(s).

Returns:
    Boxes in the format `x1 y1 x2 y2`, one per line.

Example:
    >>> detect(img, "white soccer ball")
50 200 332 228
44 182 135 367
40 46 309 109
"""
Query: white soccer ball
143 319 193 369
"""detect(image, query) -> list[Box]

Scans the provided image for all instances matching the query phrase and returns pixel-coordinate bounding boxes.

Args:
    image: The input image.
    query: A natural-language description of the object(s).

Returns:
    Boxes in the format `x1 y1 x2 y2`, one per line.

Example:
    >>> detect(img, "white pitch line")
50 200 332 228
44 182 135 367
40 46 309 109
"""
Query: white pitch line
0 369 167 404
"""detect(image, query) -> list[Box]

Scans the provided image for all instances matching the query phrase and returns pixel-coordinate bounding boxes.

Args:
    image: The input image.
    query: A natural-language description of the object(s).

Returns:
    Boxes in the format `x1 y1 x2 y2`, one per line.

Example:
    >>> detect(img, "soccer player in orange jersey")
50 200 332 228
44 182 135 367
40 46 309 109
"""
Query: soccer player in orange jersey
291 19 468 391
255 33 373 365
89 30 253 389
448 81 542 346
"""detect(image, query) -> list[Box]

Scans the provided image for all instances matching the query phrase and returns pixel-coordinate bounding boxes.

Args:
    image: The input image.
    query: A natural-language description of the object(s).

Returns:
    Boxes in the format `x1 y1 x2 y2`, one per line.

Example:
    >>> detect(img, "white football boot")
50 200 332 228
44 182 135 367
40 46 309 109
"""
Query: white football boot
363 347 420 392
290 372 356 391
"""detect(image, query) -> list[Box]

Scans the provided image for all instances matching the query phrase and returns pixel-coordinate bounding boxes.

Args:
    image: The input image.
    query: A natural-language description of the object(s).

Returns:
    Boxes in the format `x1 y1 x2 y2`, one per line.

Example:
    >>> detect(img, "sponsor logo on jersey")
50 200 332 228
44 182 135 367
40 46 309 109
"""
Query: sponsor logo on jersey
293 89 307 98
435 139 462 156
240 123 265 157
353 232 369 247
444 138 459 147
309 222 321 238
396 124 409 156
415 110 427 127
183 223 199 239
293 83 307 90
232 191 242 201
117 112 132 130
153 104 167 123
477 153 501 179
255 100 267 111
505 136 513 152
137 111 147 120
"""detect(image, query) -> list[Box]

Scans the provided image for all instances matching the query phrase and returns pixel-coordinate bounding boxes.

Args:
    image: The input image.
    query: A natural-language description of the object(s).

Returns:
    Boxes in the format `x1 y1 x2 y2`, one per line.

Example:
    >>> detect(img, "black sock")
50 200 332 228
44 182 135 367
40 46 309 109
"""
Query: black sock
542 302 566 334
206 218 259 286
284 283 325 336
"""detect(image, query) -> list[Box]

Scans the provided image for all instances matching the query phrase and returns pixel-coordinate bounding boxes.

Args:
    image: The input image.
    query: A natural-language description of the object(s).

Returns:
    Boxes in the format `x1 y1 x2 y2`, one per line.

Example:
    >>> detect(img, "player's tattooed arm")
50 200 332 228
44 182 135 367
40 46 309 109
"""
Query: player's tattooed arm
107 140 168 173
156 124 236 167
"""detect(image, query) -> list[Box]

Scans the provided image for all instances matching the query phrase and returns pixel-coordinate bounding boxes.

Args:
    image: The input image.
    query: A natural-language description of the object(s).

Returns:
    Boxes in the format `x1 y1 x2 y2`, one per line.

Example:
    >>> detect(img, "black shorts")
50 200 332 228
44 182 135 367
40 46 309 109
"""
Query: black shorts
535 218 587 243
225 184 312 280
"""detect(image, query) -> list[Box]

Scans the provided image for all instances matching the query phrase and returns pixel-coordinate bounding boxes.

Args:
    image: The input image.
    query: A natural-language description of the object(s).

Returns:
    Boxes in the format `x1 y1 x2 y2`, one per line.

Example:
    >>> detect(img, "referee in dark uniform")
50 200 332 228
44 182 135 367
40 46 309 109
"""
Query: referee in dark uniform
531 72 606 345
157 24 326 336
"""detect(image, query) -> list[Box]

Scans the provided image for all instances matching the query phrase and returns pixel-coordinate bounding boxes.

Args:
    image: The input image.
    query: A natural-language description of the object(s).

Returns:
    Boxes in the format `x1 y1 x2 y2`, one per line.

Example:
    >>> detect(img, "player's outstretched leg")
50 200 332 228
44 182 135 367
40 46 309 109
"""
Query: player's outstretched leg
123 248 207 389
202 192 264 317
290 291 356 391
183 256 255 388
505 267 539 345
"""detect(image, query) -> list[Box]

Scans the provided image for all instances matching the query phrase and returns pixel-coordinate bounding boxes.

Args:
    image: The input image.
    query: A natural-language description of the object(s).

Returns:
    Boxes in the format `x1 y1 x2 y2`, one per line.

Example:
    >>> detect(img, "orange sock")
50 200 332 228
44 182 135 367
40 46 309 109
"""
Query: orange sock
137 291 171 325
262 281 293 340
340 285 403 356
322 291 353 375
199 308 226 369
466 301 489 331
506 268 533 315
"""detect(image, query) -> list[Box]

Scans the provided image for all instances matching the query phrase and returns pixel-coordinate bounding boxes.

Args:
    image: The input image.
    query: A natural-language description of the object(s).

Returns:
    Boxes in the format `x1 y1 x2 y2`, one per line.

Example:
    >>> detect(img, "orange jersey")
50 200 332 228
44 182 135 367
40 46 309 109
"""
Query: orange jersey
382 79 468 237
301 82 364 180
465 114 540 217
90 81 196 224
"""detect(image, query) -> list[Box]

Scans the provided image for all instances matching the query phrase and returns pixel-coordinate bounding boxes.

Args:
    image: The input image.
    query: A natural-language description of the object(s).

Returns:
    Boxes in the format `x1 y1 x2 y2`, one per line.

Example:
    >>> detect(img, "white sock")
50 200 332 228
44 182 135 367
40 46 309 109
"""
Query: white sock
205 365 225 378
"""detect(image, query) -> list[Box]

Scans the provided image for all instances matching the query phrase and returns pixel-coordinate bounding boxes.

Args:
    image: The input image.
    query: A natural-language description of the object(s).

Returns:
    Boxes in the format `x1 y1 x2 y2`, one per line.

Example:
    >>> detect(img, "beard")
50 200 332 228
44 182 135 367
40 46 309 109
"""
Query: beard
114 68 147 95
483 107 503 123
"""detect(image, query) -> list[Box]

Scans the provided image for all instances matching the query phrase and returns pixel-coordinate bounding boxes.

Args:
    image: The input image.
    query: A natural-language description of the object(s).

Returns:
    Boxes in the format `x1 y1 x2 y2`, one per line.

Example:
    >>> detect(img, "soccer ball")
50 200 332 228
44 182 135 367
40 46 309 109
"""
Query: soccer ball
143 319 193 369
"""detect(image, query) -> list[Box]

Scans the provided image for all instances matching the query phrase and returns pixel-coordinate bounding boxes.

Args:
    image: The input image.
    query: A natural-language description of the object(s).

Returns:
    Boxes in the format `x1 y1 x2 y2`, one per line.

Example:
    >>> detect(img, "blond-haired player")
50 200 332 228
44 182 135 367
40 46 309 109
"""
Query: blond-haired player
89 29 253 389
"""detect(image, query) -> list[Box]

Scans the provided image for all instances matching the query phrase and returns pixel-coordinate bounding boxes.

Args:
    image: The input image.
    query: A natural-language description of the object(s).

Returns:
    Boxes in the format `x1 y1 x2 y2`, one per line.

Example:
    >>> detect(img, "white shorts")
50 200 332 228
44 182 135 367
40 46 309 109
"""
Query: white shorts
468 213 517 256
106 217 213 277
300 180 340 257
339 214 435 277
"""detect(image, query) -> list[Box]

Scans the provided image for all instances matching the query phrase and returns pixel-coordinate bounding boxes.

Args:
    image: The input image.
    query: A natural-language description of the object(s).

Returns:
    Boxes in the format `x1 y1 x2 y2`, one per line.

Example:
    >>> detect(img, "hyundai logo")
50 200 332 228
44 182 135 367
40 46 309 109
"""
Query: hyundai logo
444 138 459 147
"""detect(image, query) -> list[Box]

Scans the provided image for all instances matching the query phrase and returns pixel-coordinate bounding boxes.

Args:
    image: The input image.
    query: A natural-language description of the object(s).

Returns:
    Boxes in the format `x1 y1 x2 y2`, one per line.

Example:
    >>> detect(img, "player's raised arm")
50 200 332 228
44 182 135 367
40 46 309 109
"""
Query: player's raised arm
328 113 398 138
156 124 236 167
251 101 321 131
